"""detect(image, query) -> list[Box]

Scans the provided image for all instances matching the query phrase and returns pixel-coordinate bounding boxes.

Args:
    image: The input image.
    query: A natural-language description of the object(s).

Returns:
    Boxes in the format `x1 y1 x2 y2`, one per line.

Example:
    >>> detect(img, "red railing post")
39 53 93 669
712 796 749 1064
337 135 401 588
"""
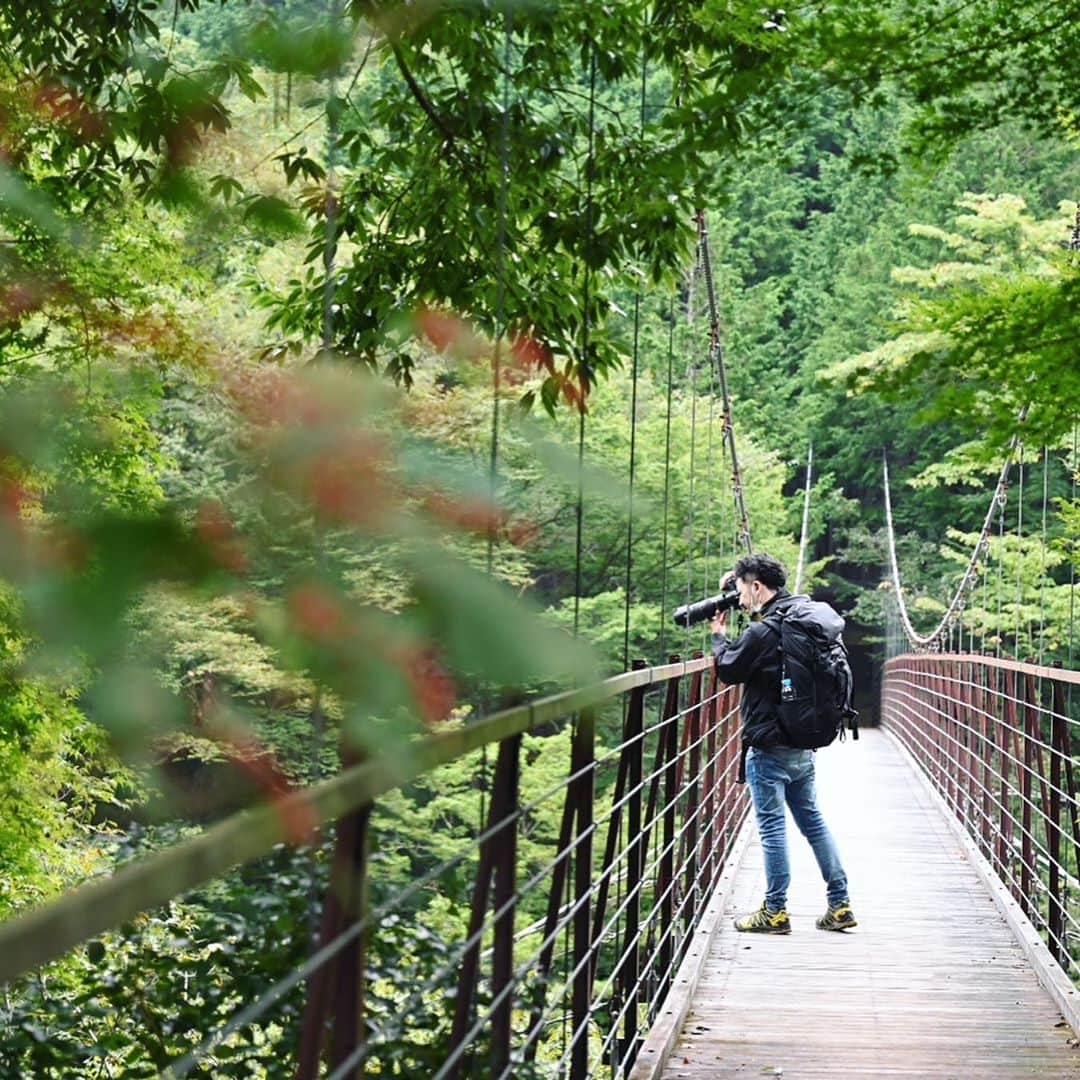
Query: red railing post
979 661 994 861
716 682 735 854
944 658 959 812
570 708 596 1080
700 668 719 891
620 660 647 1072
1057 687 1080 885
522 759 576 1065
993 665 1010 894
490 735 522 1076
1050 671 1071 967
945 656 958 814
923 657 936 780
447 735 520 1080
295 889 340 1079
590 720 632 981
999 668 1016 890
1027 672 1055 945
295 799 371 1080
681 654 704 952
732 685 747 830
628 660 684 1032
897 656 912 759
657 658 681 1005
1018 669 1034 920
960 657 977 832
924 657 938 789
328 805 371 1076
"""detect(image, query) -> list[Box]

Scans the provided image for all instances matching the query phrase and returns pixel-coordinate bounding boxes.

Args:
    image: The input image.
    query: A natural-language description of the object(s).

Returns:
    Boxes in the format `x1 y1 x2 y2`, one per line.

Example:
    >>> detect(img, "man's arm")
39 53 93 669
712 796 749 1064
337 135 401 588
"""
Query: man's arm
711 622 771 685
709 568 755 683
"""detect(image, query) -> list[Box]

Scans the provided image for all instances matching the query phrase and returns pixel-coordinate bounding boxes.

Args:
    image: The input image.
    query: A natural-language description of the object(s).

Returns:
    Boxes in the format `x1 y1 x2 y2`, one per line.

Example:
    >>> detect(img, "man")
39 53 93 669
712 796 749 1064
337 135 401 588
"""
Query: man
711 552 856 934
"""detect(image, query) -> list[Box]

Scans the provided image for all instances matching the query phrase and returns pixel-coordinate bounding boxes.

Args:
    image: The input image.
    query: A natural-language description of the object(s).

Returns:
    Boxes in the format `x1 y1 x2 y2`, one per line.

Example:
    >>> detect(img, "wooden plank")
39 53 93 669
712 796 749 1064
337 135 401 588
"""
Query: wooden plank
887 725 1080 1035
656 729 1080 1079
628 818 754 1080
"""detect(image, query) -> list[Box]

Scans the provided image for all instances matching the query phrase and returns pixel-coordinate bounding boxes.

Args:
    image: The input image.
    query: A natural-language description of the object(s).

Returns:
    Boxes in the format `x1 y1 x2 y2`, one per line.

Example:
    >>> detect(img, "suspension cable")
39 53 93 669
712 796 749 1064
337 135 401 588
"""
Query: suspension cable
882 408 1027 651
696 210 752 554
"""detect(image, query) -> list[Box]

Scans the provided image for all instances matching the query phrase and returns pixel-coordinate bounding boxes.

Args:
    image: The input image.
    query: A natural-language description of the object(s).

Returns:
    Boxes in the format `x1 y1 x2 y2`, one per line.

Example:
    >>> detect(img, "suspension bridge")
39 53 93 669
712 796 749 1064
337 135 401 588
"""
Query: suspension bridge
3 207 1080 1079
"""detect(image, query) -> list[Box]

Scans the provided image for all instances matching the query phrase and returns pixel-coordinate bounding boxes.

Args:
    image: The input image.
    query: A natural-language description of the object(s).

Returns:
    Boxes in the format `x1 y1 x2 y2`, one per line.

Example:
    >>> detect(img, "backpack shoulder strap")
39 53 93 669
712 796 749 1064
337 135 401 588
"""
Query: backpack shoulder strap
762 597 806 637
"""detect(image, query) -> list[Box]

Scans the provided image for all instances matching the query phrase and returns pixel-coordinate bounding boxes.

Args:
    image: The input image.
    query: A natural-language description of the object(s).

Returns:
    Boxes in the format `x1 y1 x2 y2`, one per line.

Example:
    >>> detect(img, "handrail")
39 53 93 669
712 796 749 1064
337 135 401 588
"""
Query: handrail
897 651 1080 687
0 655 713 986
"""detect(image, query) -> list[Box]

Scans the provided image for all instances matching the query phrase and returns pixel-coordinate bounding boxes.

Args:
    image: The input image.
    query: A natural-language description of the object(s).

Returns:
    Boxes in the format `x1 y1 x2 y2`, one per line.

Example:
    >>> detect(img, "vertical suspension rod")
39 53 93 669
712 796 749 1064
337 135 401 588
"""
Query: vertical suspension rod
794 441 813 595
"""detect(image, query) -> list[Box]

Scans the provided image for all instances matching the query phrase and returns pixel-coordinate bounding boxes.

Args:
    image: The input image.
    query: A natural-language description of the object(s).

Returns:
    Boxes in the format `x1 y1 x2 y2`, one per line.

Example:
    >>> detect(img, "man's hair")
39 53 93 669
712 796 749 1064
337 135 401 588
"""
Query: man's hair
733 552 787 590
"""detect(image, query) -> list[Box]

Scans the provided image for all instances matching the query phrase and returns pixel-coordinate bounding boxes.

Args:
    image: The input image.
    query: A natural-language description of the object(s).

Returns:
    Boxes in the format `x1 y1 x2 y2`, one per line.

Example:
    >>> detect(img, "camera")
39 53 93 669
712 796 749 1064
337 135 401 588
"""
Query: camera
672 588 741 628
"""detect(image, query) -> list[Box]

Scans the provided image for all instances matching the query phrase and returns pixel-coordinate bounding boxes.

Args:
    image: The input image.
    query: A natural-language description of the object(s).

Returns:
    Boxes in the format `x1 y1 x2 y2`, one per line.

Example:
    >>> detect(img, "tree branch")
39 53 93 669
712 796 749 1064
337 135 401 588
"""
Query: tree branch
390 42 461 151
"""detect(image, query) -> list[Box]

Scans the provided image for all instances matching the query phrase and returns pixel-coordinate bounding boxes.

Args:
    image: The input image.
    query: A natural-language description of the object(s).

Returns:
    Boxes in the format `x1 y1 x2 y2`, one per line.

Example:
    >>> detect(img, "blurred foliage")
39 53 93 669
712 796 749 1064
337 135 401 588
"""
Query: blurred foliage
0 0 1080 1075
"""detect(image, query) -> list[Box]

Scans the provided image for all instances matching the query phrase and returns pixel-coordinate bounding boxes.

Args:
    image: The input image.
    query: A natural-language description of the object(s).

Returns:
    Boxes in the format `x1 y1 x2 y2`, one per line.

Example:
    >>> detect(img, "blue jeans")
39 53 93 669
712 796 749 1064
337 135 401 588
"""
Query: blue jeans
745 746 849 912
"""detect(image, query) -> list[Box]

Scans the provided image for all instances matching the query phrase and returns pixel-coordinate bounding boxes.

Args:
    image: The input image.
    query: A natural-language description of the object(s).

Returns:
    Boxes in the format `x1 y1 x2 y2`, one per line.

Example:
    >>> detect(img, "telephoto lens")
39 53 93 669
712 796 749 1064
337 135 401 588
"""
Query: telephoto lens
672 588 740 628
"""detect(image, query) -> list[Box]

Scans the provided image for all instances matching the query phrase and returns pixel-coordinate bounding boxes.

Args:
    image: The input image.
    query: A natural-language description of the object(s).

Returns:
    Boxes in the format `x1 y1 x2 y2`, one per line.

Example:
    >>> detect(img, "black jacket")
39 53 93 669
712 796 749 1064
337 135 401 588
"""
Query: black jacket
711 589 800 751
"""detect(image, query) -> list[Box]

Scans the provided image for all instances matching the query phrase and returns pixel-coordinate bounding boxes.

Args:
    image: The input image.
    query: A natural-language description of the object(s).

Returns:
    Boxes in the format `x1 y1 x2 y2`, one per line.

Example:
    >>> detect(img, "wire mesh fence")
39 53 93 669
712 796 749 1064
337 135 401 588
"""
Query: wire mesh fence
883 653 1080 978
1 653 750 1079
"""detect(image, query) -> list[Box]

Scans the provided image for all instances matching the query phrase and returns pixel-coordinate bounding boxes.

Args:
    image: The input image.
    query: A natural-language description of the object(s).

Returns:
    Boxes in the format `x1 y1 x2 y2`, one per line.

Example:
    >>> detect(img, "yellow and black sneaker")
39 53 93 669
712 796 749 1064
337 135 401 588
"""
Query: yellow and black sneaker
816 903 857 931
734 903 791 934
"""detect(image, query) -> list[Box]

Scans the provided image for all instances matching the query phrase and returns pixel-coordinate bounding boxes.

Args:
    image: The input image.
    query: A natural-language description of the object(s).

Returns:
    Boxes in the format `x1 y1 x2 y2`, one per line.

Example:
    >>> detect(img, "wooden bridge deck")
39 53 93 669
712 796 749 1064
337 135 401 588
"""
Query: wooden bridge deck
654 728 1080 1079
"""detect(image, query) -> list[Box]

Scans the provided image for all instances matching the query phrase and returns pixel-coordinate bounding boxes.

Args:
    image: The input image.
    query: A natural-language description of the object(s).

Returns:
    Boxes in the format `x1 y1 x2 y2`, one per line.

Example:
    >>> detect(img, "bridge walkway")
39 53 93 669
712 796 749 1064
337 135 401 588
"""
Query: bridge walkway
654 728 1080 1079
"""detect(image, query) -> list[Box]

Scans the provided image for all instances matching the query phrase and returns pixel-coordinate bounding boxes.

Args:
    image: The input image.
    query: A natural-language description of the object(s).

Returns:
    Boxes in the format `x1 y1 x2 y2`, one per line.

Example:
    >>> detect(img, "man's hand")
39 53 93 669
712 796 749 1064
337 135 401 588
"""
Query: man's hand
712 569 737 634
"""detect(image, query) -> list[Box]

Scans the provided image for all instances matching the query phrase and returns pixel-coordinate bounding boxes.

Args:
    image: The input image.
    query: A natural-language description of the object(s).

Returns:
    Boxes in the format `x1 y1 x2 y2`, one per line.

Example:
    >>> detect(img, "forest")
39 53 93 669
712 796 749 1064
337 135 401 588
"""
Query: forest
1 0 1079 1076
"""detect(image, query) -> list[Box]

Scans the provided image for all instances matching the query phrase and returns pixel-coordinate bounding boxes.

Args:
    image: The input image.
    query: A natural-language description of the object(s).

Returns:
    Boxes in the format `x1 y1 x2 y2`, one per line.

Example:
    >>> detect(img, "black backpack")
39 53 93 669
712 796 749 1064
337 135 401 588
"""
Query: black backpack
764 598 859 750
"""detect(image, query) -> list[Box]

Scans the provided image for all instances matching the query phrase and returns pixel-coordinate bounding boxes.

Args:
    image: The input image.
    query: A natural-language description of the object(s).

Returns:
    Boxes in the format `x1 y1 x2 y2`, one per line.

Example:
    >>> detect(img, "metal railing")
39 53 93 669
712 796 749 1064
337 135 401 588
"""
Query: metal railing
0 652 750 1079
883 653 1080 975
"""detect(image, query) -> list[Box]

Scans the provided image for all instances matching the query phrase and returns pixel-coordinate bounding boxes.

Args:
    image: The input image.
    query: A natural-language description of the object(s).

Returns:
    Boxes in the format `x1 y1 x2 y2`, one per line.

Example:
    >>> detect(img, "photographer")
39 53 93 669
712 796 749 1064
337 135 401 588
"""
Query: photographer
710 553 856 934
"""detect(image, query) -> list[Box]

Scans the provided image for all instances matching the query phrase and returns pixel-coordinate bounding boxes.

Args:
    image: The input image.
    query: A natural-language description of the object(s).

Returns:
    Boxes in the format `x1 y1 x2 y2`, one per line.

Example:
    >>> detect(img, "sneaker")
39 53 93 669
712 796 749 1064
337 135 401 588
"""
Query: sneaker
734 902 791 934
816 903 857 931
